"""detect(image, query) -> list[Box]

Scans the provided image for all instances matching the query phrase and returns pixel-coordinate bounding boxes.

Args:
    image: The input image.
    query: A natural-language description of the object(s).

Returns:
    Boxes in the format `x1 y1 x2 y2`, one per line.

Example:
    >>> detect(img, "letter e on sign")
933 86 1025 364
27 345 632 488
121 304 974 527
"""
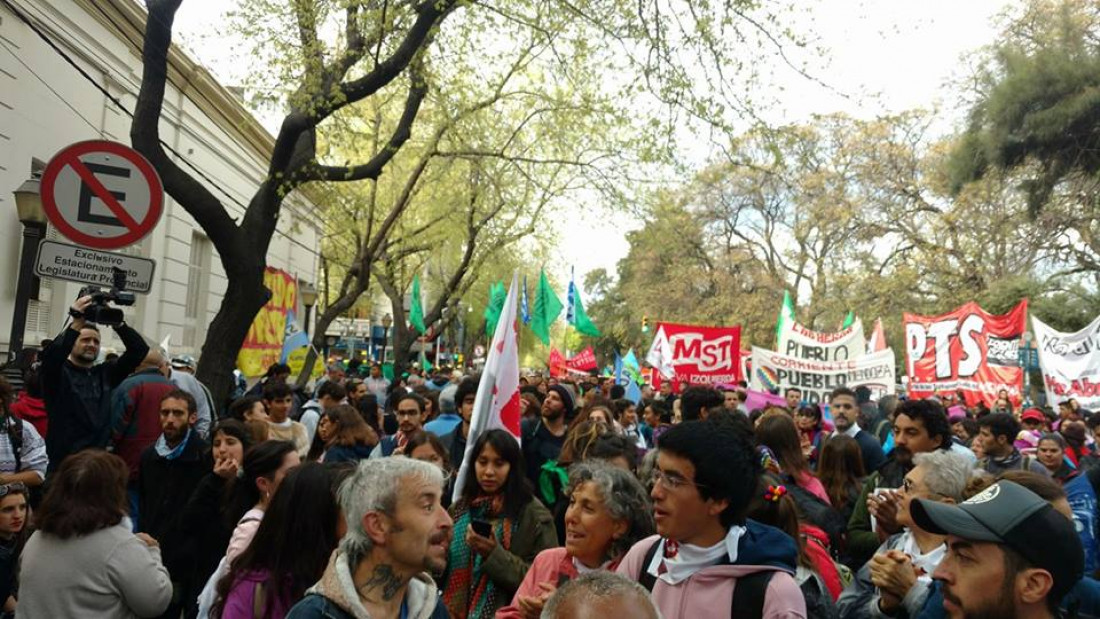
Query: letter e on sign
40 140 164 250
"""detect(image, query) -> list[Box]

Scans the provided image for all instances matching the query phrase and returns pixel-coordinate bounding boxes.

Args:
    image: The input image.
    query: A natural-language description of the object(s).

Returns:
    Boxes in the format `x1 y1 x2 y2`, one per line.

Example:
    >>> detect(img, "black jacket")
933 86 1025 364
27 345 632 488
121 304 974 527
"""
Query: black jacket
137 433 210 579
40 324 148 471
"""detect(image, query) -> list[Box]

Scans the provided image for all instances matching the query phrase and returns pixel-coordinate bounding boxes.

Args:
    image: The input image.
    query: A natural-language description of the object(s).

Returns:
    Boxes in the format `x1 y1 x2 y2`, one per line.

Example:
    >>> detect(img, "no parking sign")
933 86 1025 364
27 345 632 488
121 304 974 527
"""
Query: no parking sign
40 140 164 250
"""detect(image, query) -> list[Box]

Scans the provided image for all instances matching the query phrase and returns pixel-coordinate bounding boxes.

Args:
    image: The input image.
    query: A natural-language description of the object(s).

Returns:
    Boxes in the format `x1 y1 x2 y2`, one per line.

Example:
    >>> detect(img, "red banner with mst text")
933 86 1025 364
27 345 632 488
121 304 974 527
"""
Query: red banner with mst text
657 322 743 386
904 300 1027 407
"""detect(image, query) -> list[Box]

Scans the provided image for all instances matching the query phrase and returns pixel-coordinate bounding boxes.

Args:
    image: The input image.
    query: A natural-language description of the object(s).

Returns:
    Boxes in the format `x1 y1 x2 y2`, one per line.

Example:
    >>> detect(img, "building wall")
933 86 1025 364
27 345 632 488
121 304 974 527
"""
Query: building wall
0 0 322 359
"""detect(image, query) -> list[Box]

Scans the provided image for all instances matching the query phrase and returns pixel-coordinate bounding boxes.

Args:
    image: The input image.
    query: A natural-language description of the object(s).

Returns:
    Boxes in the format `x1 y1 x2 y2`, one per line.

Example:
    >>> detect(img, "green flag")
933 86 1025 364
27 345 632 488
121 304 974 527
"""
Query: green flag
776 290 795 346
530 269 563 345
568 281 601 337
483 281 507 336
841 310 855 329
410 275 427 335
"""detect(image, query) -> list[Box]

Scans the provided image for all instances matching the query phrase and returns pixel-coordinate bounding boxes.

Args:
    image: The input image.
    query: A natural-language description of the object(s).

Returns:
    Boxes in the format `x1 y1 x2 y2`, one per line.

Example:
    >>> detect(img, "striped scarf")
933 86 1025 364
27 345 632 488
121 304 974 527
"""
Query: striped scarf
443 495 515 618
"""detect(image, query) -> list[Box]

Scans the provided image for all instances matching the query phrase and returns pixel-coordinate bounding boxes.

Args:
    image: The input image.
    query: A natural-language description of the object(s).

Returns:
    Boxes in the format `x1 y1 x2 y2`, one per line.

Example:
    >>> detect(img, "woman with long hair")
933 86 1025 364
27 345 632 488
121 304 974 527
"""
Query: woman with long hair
0 483 30 615
308 405 375 463
747 474 842 610
755 414 831 504
19 451 172 618
442 430 557 618
498 462 655 619
181 420 254 614
795 405 826 467
816 434 866 525
196 440 300 618
212 463 340 618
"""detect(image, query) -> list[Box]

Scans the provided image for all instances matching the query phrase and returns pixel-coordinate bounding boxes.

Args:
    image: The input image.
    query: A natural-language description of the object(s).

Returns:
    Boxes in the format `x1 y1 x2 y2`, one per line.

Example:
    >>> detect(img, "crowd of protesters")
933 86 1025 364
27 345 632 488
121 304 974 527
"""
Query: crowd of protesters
0 295 1097 617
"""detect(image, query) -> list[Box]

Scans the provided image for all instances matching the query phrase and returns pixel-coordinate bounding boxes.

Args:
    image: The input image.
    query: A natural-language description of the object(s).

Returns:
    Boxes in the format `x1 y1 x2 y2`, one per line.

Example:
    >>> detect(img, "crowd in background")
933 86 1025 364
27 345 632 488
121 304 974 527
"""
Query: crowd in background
0 303 1096 618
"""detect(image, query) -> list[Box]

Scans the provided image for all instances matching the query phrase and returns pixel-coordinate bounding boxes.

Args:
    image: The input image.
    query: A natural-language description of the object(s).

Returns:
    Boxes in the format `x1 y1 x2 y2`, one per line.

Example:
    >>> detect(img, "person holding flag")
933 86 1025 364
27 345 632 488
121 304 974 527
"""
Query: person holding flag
436 273 556 617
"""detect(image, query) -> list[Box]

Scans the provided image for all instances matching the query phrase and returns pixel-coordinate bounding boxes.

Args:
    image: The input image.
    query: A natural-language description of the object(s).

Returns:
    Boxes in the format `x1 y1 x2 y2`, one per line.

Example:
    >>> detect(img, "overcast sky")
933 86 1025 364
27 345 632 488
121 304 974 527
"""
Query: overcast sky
173 0 1017 285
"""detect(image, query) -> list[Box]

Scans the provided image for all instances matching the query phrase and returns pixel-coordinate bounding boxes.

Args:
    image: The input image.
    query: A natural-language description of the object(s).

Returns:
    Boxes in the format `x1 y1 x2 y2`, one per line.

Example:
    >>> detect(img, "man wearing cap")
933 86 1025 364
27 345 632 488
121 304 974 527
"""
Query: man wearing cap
1022 408 1052 433
521 384 572 487
911 480 1085 618
977 412 1051 476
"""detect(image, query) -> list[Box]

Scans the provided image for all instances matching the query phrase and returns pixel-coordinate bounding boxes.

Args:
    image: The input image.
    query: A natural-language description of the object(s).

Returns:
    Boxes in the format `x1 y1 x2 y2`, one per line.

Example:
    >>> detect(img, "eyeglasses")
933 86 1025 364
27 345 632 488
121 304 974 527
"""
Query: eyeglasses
0 483 26 498
653 469 706 492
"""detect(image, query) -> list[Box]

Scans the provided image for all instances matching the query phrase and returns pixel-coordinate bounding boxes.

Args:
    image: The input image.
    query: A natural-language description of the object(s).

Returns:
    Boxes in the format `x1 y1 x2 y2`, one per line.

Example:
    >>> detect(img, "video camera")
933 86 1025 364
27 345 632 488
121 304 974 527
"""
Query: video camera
77 267 135 327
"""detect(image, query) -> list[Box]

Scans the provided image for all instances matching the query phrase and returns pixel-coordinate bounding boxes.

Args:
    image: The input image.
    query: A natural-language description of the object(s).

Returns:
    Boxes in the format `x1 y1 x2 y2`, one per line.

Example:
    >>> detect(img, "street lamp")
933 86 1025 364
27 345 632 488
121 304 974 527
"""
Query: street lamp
9 176 46 361
299 280 317 335
381 313 393 365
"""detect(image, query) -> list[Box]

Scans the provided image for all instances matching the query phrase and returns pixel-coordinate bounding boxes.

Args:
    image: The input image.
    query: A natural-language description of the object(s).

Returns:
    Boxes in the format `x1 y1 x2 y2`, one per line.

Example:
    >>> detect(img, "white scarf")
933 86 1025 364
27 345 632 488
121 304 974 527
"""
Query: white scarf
645 526 746 585
899 530 946 584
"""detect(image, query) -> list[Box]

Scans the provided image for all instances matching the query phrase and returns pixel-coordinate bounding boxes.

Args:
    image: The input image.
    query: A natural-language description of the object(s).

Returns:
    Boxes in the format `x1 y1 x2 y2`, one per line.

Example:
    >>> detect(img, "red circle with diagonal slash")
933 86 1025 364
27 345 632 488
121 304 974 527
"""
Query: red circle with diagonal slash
40 140 164 250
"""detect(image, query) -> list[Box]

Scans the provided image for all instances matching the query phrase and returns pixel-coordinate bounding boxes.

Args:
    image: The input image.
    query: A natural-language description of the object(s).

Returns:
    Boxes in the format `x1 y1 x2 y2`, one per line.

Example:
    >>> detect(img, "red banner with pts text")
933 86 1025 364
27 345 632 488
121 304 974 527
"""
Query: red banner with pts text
904 300 1027 407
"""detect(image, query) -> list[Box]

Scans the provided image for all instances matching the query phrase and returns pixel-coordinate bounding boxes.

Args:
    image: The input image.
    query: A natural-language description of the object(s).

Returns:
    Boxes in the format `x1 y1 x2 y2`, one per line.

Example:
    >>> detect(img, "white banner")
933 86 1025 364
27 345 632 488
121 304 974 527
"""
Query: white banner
1033 314 1100 410
778 319 866 362
751 346 896 405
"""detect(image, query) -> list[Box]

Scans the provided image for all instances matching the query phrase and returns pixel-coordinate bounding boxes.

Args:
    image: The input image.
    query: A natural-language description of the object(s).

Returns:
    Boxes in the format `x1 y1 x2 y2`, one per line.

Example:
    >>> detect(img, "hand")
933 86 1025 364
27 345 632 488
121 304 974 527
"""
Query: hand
135 532 159 548
868 491 902 536
70 295 94 329
213 457 240 480
466 527 497 557
869 550 917 599
517 583 557 619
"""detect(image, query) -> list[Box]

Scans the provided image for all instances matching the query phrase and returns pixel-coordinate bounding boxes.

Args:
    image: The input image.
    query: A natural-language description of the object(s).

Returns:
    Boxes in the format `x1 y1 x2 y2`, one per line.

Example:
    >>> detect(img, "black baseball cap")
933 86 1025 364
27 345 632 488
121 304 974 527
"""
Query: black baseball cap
911 480 1084 602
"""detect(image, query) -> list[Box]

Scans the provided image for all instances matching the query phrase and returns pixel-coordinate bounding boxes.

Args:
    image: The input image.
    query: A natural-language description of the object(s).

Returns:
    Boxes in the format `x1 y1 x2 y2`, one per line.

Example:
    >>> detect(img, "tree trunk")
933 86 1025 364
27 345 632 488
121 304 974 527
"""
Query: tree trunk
196 264 269 410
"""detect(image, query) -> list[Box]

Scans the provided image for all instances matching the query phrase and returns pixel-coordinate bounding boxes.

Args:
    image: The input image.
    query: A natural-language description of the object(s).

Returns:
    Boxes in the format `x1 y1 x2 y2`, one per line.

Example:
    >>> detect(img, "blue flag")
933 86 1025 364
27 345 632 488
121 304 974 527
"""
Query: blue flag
614 352 624 385
521 274 531 325
625 379 642 405
566 267 576 323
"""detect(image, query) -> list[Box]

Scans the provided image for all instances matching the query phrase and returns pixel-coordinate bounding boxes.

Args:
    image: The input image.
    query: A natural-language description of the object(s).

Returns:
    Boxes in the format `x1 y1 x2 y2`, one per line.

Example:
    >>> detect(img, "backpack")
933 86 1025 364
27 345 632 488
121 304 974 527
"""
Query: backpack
636 539 774 618
784 480 847 553
796 567 838 619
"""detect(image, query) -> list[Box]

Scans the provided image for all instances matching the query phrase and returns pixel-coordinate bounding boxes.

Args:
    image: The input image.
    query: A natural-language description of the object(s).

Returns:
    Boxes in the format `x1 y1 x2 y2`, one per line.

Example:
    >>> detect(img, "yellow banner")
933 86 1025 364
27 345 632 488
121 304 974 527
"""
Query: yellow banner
237 267 297 378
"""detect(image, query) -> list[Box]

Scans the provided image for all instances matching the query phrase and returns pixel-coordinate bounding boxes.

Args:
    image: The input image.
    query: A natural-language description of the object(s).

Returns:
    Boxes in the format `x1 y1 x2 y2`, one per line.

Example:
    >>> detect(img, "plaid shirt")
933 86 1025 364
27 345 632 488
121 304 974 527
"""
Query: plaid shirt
0 416 48 480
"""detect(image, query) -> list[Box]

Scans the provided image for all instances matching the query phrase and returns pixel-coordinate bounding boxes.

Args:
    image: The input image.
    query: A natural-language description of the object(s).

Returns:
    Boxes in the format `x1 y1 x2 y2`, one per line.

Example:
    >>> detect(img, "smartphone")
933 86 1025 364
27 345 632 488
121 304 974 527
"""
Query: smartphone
471 517 493 537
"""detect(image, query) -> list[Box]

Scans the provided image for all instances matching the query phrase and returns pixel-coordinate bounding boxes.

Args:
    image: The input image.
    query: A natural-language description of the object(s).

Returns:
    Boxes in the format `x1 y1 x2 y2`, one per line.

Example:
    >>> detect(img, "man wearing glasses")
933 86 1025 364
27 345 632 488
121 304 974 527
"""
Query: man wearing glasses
617 421 806 617
371 393 428 458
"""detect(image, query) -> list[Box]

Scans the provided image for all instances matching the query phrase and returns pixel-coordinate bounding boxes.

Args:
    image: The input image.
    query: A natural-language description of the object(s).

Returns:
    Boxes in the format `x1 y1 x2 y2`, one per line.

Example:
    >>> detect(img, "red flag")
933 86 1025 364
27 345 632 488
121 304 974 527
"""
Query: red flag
868 318 887 353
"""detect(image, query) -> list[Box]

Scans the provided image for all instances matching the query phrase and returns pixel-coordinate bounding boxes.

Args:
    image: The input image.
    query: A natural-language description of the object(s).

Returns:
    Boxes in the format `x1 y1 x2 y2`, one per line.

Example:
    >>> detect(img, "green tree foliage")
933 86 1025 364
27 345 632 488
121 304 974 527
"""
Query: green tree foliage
948 0 1100 215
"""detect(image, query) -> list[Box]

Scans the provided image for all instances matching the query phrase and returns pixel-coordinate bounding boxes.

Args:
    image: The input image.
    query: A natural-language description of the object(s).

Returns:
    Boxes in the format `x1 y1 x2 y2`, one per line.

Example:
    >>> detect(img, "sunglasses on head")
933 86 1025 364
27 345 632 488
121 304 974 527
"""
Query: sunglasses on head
0 483 27 498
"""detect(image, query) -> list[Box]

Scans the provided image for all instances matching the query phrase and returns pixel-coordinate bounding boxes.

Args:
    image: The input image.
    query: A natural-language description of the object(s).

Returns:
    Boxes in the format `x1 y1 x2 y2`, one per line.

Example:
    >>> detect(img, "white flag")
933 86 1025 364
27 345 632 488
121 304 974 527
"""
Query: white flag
453 273 522 503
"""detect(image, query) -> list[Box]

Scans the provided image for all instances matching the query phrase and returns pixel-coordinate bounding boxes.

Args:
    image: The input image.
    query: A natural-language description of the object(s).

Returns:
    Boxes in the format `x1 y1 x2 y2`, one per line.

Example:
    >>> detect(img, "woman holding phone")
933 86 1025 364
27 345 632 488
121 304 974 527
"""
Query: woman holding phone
442 429 557 618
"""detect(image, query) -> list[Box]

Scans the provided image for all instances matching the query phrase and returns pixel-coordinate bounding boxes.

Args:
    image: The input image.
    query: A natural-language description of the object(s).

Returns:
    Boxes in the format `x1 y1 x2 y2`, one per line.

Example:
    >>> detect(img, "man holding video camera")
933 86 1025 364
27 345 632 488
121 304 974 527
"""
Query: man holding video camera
40 294 149 472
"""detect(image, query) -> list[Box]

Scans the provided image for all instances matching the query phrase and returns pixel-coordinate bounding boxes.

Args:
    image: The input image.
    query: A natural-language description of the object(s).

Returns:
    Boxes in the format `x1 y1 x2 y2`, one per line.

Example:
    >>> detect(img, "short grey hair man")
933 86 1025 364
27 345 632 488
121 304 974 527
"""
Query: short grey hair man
339 457 444 560
541 571 661 619
913 449 973 503
287 457 452 618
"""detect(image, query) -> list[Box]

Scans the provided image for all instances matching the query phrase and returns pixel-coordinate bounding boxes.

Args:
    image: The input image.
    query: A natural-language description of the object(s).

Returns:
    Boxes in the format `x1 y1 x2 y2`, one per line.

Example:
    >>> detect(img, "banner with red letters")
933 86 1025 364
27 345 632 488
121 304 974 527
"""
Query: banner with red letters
646 322 743 386
904 300 1028 407
1032 314 1100 411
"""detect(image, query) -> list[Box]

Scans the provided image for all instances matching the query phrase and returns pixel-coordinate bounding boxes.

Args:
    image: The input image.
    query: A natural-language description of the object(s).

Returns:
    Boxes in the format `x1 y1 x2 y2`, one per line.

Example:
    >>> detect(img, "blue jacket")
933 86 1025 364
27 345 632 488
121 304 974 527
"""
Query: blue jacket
288 594 450 619
324 444 373 464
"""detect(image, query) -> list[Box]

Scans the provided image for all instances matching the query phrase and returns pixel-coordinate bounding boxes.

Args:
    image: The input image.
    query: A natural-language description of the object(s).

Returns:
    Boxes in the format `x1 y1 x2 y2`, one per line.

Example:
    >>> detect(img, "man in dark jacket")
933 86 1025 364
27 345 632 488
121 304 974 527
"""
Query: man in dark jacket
40 294 149 471
109 348 176 522
138 389 209 618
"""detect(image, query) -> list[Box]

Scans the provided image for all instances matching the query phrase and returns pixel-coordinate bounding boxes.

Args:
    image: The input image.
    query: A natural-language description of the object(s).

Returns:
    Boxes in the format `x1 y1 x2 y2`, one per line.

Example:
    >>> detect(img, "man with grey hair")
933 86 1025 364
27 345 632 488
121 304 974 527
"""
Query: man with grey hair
540 571 661 619
837 449 974 619
287 458 453 619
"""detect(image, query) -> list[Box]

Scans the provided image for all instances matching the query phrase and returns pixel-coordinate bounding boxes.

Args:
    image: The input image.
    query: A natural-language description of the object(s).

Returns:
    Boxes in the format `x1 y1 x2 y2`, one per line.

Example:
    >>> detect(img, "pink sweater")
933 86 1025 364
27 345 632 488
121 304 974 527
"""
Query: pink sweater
615 535 806 619
496 548 576 619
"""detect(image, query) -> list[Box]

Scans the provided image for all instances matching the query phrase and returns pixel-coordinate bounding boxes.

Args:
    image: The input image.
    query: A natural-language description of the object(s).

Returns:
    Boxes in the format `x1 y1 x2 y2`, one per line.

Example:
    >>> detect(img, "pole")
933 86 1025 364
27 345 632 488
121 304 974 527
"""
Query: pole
8 222 44 361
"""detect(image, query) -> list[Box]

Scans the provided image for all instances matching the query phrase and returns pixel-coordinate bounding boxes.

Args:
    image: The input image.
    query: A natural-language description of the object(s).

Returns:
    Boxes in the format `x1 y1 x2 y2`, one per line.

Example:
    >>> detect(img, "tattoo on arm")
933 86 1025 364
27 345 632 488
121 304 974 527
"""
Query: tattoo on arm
358 564 403 601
